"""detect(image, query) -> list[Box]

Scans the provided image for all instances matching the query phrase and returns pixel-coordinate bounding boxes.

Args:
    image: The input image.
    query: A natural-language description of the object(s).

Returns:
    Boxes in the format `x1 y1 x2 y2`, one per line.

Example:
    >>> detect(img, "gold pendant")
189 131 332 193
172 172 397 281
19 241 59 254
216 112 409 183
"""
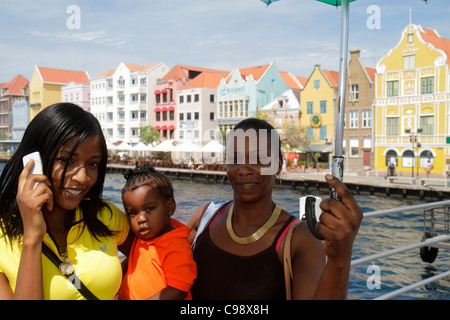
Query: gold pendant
59 253 74 275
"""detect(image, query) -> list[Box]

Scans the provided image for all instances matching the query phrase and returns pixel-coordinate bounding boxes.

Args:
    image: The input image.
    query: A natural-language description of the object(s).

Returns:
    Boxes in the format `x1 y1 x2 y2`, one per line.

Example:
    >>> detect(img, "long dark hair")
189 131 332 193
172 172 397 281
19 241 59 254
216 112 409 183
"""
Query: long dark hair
0 103 115 243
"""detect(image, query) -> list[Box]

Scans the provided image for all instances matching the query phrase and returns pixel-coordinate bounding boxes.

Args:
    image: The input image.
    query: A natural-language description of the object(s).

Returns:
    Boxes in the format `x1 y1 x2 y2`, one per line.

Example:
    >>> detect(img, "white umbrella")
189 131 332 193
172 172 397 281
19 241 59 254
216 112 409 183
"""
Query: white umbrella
175 140 202 152
115 141 131 151
106 140 117 151
201 140 224 153
152 140 178 152
132 142 150 151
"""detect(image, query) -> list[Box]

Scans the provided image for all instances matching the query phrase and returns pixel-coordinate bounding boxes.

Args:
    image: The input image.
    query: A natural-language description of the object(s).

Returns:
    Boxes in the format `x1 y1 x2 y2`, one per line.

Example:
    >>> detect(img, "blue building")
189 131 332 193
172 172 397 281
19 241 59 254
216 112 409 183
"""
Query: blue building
11 99 29 141
216 62 290 132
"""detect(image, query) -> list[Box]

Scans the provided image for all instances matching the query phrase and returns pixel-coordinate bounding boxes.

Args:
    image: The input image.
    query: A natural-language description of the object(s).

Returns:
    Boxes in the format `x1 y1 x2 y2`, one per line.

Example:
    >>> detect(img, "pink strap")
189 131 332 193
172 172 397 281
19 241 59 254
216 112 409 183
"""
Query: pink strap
208 203 231 230
276 219 299 252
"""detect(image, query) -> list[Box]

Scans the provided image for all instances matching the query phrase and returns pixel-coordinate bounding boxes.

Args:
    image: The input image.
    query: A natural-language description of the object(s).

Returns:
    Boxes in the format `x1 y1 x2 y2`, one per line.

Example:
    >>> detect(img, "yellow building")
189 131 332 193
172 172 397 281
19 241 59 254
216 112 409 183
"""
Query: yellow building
29 66 89 120
374 24 450 176
299 65 338 167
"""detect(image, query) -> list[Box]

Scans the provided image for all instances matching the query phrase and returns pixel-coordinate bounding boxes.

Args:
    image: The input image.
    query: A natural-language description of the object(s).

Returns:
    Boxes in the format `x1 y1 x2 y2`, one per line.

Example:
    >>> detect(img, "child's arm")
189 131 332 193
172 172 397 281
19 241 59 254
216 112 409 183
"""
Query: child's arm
146 286 188 300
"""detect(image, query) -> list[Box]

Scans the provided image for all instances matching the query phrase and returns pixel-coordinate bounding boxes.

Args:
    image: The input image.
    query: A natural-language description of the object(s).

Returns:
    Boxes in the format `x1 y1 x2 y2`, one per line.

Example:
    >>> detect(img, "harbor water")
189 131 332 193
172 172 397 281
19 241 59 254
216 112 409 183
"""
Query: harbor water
105 172 450 300
2 159 448 300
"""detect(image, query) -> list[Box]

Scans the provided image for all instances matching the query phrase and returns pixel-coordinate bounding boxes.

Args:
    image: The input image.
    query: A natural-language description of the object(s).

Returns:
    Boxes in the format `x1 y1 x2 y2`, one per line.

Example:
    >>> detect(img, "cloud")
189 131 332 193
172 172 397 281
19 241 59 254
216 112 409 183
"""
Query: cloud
26 29 126 48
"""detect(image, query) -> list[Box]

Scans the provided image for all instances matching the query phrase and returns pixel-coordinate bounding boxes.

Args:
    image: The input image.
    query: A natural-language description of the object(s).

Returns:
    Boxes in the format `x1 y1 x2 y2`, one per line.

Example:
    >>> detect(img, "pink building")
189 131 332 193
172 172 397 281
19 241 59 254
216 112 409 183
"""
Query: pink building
62 80 91 112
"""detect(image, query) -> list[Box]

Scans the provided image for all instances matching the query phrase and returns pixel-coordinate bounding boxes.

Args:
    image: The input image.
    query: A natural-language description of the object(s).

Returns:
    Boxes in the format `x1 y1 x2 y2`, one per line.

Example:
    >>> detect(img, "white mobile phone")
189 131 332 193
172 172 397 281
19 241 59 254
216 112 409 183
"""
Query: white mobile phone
22 152 43 188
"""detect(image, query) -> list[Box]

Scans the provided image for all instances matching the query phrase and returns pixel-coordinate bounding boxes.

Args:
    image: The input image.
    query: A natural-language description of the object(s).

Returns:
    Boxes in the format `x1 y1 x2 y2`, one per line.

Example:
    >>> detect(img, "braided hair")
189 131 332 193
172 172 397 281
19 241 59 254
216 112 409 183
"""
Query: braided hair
122 162 174 201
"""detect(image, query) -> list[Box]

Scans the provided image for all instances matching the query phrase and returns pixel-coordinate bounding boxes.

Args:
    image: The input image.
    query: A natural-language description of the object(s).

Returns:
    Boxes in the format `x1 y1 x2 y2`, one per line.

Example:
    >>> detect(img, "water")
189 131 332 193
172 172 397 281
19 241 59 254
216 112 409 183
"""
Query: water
3 160 449 300
104 172 450 300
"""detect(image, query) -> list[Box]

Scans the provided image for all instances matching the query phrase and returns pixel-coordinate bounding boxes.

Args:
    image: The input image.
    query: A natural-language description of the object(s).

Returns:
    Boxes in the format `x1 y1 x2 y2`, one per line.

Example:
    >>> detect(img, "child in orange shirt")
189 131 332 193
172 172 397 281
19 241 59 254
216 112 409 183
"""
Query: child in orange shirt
118 163 196 300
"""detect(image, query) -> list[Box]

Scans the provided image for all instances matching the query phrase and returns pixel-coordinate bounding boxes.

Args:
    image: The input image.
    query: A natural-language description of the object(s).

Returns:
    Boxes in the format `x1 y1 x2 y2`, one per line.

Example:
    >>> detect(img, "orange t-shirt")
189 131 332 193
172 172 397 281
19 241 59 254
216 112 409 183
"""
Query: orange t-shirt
118 218 196 300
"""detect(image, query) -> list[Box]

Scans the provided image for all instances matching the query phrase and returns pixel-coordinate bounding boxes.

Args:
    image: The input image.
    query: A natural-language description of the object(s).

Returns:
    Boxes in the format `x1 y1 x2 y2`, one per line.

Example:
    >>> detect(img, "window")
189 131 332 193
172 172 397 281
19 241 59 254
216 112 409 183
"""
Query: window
194 94 199 102
156 94 160 104
118 128 125 138
320 126 327 140
320 101 327 113
386 117 399 136
179 95 184 103
187 95 191 103
385 150 398 167
210 112 214 120
402 150 415 168
179 113 184 121
187 112 191 120
162 111 167 121
387 81 399 97
349 111 358 128
131 94 138 103
118 95 125 104
210 94 215 103
314 80 320 89
140 94 146 102
420 77 434 94
408 33 414 43
131 111 138 120
194 112 199 120
118 76 125 87
131 128 139 137
156 112 160 121
349 84 359 101
140 77 146 85
362 110 371 128
169 111 174 121
350 138 359 157
420 115 434 135
307 127 313 140
307 102 313 114
107 112 113 121
140 111 146 120
403 55 415 70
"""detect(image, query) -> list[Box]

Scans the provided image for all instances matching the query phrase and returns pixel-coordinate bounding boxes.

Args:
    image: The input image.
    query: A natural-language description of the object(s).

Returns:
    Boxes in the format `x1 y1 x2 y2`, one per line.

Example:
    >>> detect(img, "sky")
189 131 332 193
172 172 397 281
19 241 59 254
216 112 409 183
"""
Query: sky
1 0 450 82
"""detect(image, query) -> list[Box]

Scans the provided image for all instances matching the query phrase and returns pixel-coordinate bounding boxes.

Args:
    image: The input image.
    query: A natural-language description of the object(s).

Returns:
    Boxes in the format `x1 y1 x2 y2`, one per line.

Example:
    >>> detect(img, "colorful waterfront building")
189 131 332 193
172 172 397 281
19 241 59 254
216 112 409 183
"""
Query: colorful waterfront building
62 81 91 112
344 50 376 171
29 66 89 120
0 75 29 139
153 65 227 140
216 62 289 133
374 24 450 176
299 64 339 167
177 71 228 144
91 62 169 144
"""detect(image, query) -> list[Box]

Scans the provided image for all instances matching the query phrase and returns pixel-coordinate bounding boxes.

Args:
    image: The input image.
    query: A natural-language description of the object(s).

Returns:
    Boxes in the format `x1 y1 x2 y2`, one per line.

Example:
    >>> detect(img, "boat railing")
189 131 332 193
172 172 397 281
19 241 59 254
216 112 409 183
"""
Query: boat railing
351 199 450 300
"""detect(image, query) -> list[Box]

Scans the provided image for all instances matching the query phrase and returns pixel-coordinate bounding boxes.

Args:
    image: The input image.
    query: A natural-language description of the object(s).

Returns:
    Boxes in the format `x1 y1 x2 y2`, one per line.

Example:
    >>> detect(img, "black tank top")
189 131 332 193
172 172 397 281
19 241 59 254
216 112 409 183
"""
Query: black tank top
192 203 296 300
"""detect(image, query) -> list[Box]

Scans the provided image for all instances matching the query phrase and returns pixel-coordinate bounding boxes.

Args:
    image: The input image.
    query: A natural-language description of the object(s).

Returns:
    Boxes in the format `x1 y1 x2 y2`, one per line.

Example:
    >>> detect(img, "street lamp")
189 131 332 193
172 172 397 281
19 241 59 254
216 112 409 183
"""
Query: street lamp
405 128 422 177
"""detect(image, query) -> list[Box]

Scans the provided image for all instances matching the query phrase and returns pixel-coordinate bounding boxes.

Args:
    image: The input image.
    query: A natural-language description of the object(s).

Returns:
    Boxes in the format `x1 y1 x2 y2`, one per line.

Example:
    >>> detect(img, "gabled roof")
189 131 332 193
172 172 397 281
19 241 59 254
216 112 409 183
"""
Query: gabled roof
279 71 308 90
237 64 271 82
94 69 115 79
419 27 450 65
1 75 29 96
180 71 229 90
123 62 161 72
36 66 89 84
364 67 376 83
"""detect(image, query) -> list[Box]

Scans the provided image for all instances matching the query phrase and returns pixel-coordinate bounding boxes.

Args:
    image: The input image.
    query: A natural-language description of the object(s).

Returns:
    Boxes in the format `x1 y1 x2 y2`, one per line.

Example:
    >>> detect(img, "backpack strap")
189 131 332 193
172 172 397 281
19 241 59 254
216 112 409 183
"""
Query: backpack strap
191 199 231 249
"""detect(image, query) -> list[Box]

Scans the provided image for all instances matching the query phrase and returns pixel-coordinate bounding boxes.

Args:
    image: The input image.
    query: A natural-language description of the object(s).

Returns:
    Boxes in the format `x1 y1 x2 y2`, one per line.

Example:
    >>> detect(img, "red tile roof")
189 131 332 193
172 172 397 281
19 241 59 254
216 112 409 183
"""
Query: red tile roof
321 69 339 87
364 67 376 83
162 65 228 82
181 71 229 90
37 66 89 84
94 69 115 78
420 27 450 65
2 75 29 96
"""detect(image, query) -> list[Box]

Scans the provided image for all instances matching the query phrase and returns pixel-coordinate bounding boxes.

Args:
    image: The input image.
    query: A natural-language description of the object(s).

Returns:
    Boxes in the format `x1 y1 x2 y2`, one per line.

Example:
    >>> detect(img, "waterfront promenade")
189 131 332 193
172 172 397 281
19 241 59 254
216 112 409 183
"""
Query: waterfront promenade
107 163 450 201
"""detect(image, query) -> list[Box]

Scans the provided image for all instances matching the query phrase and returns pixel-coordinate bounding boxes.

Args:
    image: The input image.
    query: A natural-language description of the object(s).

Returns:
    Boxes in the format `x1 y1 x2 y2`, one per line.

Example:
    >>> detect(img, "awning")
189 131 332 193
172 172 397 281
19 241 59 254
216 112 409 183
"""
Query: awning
154 107 161 112
161 88 167 93
308 144 333 153
162 107 167 112
155 125 161 130
154 90 160 94
168 125 175 130
168 106 175 111
162 125 167 130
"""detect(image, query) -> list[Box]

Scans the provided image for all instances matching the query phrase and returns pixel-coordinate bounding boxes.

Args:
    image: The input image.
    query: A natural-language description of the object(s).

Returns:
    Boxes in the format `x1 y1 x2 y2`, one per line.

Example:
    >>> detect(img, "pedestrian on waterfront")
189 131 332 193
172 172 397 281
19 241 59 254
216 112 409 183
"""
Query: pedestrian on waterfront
282 158 287 176
118 163 196 300
0 103 133 300
425 159 433 177
188 118 363 300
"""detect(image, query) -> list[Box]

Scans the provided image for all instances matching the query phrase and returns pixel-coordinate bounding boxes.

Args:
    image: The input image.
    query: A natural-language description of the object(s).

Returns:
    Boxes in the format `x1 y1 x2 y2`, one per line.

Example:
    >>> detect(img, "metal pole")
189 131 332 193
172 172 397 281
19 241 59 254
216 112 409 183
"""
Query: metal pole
331 0 350 200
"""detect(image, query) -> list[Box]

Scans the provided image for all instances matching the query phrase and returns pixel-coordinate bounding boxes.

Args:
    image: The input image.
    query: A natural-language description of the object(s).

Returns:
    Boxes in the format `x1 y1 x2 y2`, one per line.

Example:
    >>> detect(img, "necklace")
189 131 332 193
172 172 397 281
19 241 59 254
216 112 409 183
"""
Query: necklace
59 251 74 276
226 203 281 245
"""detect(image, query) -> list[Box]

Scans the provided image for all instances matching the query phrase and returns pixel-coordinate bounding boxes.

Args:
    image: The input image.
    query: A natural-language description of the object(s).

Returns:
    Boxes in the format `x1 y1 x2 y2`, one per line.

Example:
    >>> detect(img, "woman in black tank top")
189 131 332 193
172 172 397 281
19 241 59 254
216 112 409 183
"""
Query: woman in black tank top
188 119 363 300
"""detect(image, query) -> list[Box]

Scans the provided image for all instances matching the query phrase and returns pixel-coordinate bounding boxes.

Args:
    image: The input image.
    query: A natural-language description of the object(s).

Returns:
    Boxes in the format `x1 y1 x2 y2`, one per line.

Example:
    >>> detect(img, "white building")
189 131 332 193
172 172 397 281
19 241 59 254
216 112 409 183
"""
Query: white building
176 71 228 144
90 62 169 144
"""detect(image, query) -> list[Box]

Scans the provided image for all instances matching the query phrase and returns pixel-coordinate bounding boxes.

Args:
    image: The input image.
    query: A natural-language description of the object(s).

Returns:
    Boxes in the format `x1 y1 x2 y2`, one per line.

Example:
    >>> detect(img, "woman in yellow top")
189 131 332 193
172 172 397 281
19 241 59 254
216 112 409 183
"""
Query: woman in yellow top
0 103 133 300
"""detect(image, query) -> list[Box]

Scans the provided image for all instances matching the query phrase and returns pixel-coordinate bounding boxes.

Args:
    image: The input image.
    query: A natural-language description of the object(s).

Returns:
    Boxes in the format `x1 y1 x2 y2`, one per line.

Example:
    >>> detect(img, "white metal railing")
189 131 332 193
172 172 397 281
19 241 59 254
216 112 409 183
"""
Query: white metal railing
351 200 450 300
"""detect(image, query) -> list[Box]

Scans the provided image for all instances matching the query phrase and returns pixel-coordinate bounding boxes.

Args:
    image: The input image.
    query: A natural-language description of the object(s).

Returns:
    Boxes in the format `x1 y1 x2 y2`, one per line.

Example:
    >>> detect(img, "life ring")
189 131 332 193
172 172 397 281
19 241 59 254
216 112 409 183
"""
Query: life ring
420 232 438 263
